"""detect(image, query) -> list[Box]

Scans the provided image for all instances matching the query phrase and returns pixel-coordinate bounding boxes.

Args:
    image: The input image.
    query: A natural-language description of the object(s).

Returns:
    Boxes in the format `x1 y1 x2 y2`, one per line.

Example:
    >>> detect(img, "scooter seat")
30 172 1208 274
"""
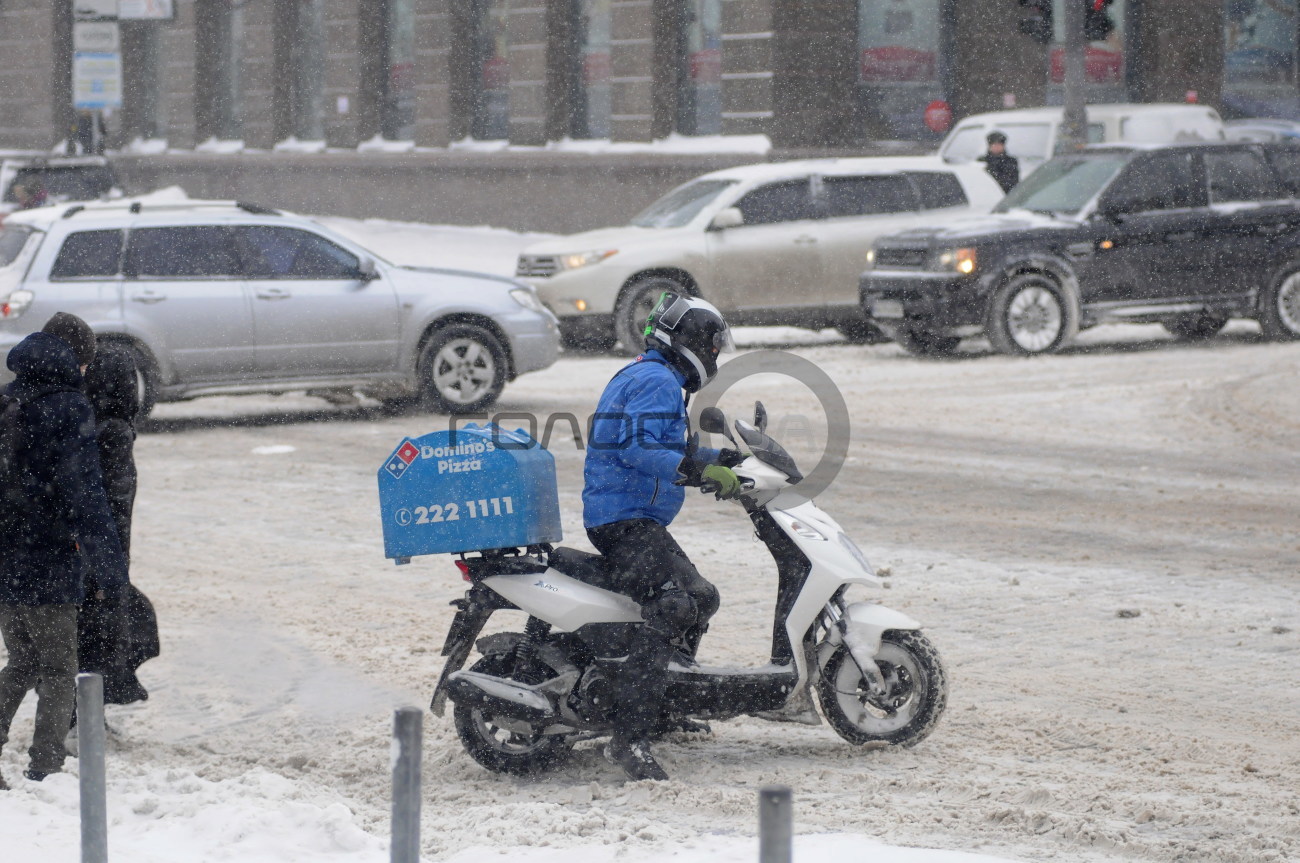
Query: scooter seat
548 547 621 592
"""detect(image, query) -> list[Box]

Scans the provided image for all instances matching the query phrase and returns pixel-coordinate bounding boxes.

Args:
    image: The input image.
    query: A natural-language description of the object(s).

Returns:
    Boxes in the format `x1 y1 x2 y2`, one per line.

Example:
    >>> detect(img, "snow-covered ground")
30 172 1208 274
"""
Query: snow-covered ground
2 218 1298 862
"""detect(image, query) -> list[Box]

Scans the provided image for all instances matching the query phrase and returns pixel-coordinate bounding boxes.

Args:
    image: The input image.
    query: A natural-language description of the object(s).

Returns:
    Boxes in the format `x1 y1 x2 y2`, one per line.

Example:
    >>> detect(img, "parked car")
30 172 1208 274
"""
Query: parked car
939 104 1226 181
0 199 559 415
515 157 1005 352
860 141 1300 356
1224 118 1300 143
0 154 121 215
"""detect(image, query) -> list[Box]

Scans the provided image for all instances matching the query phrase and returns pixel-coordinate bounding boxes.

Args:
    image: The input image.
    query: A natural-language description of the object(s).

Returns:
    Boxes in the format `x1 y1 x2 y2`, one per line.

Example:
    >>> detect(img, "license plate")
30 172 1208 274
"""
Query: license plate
871 299 904 319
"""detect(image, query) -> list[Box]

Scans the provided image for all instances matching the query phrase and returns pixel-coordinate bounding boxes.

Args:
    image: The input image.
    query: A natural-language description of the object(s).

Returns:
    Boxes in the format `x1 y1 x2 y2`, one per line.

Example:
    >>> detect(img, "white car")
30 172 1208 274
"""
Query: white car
939 103 1227 180
516 157 1004 351
1225 118 1300 143
1 199 559 415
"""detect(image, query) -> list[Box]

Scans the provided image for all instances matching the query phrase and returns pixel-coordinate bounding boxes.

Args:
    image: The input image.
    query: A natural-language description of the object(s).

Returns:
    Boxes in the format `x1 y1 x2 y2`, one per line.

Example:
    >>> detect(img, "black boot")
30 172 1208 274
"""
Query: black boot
606 735 669 781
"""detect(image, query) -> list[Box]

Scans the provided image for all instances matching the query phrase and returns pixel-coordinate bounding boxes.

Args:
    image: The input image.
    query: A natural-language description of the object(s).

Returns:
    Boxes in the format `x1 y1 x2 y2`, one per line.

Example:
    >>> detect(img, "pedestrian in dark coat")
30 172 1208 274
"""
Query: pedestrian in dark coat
78 344 150 705
979 131 1021 194
0 314 128 787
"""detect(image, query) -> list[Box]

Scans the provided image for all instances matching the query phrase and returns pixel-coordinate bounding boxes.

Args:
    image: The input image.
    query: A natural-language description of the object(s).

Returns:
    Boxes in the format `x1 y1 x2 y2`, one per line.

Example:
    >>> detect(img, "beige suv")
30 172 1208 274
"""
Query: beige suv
516 157 1004 352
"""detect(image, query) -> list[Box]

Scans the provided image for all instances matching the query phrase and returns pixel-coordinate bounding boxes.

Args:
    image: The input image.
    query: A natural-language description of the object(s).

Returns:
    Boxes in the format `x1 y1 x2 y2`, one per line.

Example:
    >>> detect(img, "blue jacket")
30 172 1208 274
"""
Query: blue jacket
582 351 719 529
1 332 128 606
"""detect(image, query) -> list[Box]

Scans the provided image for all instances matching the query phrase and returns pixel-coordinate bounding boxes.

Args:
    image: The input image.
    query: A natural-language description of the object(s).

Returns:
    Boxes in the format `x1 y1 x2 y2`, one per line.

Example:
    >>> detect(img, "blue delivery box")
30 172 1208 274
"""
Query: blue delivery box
378 424 562 562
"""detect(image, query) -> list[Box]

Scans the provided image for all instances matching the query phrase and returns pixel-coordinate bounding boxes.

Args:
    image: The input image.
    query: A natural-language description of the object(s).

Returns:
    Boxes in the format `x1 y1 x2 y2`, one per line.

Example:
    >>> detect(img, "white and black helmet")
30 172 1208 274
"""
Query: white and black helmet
644 291 734 392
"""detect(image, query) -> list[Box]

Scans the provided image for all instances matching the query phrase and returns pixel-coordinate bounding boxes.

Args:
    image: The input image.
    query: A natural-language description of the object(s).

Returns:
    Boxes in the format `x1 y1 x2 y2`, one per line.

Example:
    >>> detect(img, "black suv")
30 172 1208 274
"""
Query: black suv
860 142 1300 355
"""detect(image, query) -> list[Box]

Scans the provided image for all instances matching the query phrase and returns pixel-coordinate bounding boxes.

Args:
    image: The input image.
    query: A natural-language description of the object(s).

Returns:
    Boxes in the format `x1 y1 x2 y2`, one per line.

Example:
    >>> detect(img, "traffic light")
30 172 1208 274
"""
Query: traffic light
1018 0 1053 44
1084 0 1115 41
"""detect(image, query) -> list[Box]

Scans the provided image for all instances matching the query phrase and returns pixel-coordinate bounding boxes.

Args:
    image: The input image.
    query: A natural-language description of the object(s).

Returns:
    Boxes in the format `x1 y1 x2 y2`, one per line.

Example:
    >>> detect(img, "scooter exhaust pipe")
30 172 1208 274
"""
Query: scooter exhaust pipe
444 670 558 723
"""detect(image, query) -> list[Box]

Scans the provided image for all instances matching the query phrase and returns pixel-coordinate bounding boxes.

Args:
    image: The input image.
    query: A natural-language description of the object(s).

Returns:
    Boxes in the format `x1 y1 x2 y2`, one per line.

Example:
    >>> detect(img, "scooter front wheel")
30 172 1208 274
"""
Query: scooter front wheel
816 630 947 747
452 651 575 775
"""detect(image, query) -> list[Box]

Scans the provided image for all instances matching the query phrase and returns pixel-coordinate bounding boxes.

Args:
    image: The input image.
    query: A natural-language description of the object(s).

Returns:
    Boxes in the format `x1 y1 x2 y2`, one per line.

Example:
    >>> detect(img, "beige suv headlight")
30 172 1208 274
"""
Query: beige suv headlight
558 249 618 271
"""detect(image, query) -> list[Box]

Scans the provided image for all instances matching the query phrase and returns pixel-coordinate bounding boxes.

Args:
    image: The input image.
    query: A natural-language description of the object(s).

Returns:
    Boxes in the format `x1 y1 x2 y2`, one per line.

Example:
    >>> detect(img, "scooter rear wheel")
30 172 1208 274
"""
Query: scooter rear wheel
452 651 574 775
816 630 947 747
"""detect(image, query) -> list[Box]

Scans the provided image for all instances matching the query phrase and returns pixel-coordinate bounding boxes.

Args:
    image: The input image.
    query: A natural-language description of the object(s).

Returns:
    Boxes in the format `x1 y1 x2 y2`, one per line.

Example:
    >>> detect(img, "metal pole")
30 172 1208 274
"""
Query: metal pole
1061 0 1089 152
758 785 792 863
390 707 423 863
77 672 107 863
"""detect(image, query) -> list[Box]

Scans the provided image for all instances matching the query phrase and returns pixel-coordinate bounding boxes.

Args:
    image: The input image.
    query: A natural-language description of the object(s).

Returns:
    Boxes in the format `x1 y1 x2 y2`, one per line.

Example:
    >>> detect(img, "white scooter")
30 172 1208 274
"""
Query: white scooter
431 402 947 776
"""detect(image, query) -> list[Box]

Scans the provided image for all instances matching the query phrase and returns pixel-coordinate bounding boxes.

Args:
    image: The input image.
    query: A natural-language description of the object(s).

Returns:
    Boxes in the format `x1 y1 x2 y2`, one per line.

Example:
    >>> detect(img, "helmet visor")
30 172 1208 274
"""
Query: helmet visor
714 325 735 355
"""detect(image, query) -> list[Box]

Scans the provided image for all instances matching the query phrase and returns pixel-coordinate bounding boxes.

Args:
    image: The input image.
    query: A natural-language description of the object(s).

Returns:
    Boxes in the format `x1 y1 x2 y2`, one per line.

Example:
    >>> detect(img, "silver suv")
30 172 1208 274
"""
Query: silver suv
0 200 559 415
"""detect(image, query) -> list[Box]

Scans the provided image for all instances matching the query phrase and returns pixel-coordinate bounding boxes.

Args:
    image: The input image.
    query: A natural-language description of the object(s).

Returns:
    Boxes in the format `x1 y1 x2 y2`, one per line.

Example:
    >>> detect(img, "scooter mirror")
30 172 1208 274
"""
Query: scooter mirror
754 401 768 433
699 406 735 443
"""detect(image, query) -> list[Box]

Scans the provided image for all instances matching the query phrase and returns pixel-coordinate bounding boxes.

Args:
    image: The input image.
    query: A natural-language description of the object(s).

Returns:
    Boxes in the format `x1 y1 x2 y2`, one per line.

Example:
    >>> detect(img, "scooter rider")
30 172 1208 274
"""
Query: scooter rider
584 291 742 781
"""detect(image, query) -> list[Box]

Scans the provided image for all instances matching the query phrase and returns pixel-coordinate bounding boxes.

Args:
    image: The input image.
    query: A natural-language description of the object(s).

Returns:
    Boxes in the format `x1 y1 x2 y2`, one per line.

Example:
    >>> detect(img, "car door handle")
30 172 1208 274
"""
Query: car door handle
1164 231 1196 242
794 235 817 245
255 288 292 300
130 291 166 304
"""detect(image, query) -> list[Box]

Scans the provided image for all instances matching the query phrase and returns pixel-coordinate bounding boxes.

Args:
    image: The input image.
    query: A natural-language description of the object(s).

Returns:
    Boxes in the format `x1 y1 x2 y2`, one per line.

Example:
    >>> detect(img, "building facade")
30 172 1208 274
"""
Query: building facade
0 0 1296 152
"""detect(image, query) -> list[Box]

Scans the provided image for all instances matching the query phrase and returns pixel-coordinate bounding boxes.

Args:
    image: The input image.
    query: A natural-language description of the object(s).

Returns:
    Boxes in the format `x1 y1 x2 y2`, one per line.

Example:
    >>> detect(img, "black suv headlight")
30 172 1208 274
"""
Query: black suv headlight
932 247 977 275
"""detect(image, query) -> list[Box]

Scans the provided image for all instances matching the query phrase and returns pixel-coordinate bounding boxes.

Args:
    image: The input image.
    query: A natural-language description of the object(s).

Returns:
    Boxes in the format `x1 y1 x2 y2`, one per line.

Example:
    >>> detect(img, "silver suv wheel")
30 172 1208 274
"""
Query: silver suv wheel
418 324 508 414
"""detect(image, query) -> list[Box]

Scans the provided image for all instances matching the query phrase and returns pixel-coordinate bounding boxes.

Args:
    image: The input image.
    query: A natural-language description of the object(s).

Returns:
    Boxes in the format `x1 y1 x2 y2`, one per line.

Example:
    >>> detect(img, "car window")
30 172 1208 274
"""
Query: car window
1054 123 1106 153
941 126 986 162
0 226 34 268
909 173 969 209
3 167 116 204
1263 147 1300 196
1205 149 1283 203
996 123 1053 161
1101 152 1206 212
994 153 1130 215
50 229 123 279
235 226 361 279
821 175 918 217
630 179 737 228
734 179 817 225
126 226 241 278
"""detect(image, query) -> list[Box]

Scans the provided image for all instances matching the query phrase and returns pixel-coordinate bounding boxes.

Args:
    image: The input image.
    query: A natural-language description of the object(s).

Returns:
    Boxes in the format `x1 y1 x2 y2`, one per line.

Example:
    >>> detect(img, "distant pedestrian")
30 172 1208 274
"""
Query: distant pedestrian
980 131 1021 194
0 313 128 788
79 345 152 705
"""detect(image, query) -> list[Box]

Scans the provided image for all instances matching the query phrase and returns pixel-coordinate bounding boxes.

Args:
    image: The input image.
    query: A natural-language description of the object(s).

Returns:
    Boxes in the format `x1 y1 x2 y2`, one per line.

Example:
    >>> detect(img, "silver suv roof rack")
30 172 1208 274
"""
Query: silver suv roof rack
58 200 283 219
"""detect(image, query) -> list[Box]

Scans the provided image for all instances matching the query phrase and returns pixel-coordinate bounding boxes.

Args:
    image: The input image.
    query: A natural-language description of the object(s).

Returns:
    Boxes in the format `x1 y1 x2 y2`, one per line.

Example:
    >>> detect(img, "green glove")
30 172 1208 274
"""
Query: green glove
698 464 742 500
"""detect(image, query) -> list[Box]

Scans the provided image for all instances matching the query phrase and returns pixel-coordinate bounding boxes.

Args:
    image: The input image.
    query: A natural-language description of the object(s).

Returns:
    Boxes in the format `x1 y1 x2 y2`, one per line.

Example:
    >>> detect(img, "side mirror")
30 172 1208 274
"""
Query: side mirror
709 207 743 231
699 406 736 444
355 255 379 282
753 401 768 434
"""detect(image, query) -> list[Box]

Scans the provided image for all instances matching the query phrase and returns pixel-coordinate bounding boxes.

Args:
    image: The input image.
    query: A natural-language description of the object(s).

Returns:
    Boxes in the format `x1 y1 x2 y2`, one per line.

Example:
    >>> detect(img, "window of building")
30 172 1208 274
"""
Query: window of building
857 0 943 140
51 230 124 280
571 0 612 139
196 1 244 142
120 21 165 143
677 0 722 135
381 0 416 141
126 227 241 279
1049 0 1128 104
277 0 327 142
467 0 511 140
1223 0 1299 119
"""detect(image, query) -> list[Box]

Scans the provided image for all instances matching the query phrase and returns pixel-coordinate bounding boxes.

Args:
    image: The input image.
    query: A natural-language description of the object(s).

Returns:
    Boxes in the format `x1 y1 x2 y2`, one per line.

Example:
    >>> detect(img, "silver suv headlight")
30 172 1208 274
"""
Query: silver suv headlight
558 249 618 271
509 286 548 314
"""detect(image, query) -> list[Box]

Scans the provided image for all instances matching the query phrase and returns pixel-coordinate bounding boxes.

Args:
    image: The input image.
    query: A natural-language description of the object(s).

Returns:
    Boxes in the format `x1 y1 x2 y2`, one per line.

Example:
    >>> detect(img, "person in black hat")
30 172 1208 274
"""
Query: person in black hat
0 312 127 787
980 130 1021 194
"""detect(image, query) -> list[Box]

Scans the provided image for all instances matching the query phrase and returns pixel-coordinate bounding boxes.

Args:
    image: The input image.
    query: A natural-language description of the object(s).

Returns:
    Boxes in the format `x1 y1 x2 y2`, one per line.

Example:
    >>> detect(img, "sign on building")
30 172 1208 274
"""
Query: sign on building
73 51 123 110
119 0 175 20
73 0 118 19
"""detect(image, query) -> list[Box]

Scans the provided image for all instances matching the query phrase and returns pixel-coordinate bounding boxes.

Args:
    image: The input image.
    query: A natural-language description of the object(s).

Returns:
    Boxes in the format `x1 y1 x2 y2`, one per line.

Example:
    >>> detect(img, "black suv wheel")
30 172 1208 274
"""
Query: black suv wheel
987 272 1078 356
1260 267 1300 341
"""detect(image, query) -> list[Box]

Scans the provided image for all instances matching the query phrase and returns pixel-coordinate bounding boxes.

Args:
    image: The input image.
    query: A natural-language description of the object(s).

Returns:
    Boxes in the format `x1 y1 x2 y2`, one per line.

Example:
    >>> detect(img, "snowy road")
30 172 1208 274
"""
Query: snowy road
3 216 1298 861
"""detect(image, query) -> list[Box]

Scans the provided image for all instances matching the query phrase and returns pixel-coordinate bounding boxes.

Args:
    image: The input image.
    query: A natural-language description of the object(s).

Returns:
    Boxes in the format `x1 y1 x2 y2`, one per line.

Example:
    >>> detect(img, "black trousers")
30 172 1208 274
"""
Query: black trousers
587 518 719 739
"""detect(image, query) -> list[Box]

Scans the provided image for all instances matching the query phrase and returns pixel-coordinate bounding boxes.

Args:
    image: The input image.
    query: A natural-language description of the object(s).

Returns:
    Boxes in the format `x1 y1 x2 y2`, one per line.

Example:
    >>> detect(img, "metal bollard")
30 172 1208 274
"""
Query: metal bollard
758 785 793 863
77 672 107 863
390 707 423 863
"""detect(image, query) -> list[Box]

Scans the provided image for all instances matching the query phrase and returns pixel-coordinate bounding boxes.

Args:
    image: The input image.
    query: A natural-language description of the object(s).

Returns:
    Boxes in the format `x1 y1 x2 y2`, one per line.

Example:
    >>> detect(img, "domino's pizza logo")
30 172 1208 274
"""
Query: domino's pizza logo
385 439 420 479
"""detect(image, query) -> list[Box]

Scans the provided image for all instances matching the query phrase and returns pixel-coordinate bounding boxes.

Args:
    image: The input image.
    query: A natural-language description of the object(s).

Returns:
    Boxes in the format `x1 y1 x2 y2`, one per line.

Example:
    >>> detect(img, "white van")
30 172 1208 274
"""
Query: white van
939 103 1226 178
